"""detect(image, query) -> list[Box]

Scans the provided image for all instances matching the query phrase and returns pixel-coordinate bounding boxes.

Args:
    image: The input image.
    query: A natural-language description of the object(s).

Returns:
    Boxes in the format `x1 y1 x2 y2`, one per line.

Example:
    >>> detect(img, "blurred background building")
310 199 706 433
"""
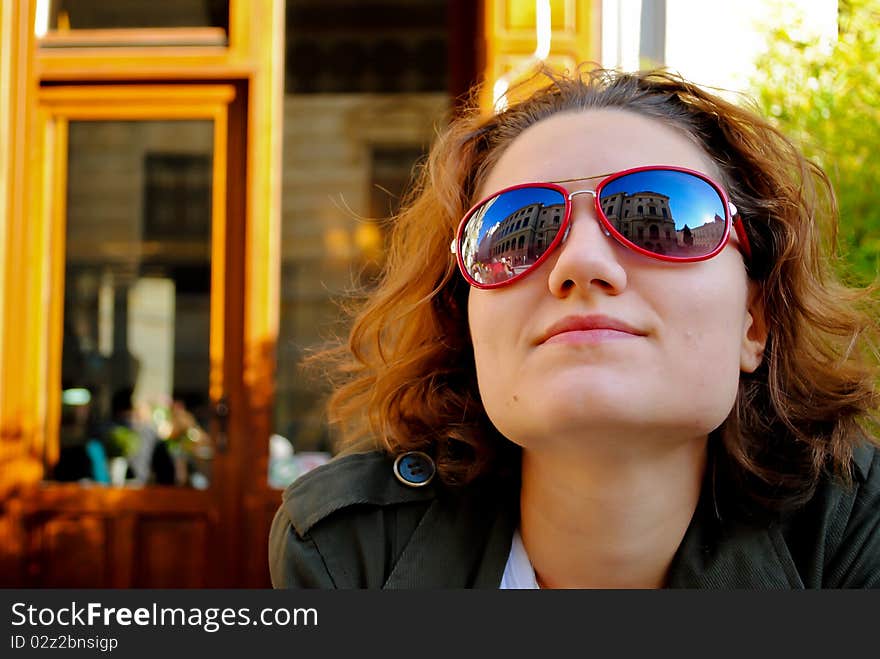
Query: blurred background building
0 0 843 587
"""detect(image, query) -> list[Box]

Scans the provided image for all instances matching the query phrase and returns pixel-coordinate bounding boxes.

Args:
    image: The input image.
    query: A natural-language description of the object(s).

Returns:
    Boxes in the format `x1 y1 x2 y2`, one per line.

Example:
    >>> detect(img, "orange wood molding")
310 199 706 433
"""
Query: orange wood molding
0 0 43 496
482 0 602 110
38 27 228 49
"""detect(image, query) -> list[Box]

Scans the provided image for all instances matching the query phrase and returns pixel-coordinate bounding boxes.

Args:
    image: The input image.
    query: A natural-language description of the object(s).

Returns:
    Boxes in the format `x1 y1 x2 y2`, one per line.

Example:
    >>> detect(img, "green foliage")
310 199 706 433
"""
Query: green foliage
103 424 140 459
749 0 880 284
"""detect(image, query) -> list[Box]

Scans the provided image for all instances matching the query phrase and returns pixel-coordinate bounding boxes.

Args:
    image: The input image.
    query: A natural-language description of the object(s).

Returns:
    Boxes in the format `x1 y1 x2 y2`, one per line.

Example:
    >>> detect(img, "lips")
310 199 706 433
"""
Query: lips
536 314 647 345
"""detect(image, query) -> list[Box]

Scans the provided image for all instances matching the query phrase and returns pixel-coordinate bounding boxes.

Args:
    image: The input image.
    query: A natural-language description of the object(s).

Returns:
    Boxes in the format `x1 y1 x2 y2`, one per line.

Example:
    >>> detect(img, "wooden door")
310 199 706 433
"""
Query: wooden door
1 1 283 588
8 84 246 588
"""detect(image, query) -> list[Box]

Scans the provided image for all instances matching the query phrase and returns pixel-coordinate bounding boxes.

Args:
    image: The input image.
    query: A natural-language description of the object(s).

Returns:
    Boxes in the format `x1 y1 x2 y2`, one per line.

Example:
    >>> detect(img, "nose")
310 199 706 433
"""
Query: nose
546 193 628 297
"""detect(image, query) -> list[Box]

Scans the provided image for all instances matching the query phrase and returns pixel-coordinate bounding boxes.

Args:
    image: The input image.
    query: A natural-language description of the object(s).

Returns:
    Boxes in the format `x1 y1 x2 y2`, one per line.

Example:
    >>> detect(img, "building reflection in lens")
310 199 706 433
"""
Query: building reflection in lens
465 190 565 284
601 189 724 256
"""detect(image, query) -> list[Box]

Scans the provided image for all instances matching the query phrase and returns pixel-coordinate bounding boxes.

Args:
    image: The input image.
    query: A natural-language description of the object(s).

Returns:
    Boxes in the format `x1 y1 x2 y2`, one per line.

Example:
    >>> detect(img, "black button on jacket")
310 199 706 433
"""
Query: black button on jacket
268 445 880 588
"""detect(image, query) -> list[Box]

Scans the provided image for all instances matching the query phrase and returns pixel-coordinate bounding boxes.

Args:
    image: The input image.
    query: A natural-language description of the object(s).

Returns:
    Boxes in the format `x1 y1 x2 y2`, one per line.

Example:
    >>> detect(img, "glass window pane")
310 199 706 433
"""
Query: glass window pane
44 0 229 31
35 0 229 45
285 0 448 93
270 0 450 489
56 120 215 489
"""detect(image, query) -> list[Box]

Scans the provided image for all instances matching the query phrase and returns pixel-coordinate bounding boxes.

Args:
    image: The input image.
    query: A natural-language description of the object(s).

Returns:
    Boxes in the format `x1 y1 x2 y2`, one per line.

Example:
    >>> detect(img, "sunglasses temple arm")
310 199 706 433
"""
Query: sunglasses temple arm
732 214 752 260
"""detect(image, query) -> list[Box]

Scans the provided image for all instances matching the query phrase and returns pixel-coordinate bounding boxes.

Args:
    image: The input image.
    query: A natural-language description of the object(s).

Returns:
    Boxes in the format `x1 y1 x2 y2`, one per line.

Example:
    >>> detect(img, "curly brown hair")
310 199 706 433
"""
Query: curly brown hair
310 65 880 511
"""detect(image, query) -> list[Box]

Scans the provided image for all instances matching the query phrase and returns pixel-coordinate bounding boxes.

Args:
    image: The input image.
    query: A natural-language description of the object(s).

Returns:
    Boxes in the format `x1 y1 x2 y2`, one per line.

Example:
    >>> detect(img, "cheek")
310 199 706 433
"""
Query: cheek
661 282 748 411
468 290 505 372
467 290 526 413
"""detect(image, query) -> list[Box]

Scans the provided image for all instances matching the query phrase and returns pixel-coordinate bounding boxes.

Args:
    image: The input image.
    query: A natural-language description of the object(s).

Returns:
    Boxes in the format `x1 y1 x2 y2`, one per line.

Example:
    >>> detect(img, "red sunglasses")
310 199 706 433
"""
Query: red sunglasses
451 165 752 289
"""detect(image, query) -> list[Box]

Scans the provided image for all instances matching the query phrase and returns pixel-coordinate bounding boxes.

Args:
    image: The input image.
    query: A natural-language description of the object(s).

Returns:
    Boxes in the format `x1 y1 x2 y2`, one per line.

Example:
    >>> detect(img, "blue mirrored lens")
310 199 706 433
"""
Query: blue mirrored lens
598 170 726 257
460 186 567 284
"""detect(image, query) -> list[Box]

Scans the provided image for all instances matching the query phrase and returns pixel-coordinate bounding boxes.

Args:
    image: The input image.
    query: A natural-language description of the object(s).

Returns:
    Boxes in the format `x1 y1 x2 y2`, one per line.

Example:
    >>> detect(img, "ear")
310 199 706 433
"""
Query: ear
740 283 768 373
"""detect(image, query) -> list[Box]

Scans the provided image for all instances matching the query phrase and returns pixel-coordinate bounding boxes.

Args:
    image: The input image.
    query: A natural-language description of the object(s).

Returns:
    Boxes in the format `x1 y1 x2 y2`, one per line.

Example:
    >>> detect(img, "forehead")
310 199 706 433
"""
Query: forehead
479 108 722 196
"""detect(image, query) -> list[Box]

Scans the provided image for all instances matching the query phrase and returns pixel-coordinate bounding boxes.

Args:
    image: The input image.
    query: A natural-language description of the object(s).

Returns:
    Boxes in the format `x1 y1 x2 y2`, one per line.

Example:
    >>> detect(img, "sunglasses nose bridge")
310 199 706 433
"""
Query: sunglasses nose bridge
566 189 596 201
563 188 611 240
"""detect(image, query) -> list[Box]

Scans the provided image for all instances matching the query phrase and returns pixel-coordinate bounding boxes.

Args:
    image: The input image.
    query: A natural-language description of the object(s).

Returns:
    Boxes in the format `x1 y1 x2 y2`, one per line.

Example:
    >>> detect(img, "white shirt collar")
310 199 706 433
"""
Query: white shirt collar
499 527 539 589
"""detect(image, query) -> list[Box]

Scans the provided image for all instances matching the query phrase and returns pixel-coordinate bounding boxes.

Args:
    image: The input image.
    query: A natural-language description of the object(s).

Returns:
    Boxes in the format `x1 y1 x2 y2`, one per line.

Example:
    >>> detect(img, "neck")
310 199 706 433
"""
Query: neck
519 437 707 589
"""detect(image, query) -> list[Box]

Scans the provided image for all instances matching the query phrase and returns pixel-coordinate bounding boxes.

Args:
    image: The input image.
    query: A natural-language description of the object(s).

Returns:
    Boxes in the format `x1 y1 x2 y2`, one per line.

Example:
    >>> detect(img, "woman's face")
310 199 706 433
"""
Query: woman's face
467 109 767 456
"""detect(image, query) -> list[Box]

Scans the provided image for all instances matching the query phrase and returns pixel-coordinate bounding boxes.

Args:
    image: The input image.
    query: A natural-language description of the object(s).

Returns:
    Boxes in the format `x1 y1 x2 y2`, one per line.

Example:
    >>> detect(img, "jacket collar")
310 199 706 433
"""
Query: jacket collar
383 475 520 589
382 501 804 589
664 470 805 588
668 440 875 588
382 442 876 588
383 443 831 589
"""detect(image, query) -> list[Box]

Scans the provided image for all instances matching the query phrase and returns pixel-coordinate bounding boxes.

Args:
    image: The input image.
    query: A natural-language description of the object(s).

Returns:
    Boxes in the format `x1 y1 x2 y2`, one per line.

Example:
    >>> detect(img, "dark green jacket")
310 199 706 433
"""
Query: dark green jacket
268 445 880 588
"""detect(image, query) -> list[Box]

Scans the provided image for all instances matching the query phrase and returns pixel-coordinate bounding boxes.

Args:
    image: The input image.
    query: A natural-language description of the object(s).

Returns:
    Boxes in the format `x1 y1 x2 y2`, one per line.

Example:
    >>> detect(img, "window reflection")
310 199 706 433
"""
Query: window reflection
41 0 229 32
270 0 450 488
56 120 214 488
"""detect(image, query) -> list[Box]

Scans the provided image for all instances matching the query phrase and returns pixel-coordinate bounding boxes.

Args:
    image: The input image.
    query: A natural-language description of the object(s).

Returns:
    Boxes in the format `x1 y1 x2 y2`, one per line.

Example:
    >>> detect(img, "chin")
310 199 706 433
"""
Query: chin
487 394 728 448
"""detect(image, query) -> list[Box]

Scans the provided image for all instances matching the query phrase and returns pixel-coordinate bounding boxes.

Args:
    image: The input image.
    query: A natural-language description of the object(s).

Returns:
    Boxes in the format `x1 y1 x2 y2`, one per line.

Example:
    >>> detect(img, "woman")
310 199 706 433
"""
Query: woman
269 66 880 588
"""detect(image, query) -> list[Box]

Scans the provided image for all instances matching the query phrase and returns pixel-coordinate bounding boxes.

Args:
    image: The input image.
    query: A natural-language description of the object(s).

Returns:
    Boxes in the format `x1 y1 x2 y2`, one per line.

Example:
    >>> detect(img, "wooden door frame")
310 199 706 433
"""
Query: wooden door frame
4 1 285 474
37 84 237 468
30 83 244 587
1 1 284 587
